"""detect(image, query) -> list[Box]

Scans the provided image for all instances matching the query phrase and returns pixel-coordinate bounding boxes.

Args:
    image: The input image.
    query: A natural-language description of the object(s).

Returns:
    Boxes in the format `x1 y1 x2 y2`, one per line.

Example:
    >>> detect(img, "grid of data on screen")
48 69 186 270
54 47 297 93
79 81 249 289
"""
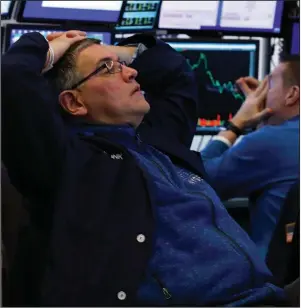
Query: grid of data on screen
159 1 283 33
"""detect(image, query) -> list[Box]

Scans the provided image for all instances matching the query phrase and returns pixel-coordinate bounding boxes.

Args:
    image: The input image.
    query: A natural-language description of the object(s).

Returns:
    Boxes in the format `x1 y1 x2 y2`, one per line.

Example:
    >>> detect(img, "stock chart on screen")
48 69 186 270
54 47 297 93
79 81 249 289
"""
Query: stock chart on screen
165 40 258 131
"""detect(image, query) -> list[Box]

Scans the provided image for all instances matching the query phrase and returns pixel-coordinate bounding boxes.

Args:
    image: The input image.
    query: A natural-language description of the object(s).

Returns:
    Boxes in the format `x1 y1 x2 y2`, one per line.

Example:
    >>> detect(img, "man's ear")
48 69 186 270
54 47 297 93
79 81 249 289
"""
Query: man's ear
59 90 88 116
285 86 300 107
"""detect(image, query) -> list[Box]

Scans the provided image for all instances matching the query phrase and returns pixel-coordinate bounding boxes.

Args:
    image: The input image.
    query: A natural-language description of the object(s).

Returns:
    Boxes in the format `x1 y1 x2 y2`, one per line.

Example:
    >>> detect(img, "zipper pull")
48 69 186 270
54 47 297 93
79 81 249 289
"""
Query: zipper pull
152 274 172 300
162 287 172 300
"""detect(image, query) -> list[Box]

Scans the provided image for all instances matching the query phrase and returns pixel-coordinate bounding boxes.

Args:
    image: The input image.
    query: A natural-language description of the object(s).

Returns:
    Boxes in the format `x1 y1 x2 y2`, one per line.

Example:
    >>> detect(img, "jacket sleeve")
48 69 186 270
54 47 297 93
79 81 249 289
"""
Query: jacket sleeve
201 132 280 200
2 32 70 199
119 34 198 148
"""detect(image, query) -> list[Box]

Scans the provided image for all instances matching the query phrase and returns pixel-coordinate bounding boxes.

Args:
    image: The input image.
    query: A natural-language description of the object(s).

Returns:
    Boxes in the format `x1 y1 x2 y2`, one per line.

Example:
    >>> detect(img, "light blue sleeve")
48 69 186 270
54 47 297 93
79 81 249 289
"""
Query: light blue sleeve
201 139 230 160
200 130 279 199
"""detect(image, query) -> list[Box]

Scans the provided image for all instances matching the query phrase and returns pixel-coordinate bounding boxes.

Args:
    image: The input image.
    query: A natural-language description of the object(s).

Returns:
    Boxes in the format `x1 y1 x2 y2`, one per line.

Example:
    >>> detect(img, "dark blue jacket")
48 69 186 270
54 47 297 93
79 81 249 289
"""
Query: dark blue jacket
2 32 206 306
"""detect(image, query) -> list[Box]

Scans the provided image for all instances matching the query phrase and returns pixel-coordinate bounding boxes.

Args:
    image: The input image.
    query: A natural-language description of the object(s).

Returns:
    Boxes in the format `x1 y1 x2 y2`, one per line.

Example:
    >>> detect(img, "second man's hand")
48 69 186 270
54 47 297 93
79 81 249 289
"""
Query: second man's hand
236 76 260 97
216 76 273 145
232 76 272 130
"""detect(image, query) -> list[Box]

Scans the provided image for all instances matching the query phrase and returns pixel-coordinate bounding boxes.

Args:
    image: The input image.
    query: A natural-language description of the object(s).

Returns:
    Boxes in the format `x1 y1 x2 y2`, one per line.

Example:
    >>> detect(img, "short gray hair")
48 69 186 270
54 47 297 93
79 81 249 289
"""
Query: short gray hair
45 38 101 92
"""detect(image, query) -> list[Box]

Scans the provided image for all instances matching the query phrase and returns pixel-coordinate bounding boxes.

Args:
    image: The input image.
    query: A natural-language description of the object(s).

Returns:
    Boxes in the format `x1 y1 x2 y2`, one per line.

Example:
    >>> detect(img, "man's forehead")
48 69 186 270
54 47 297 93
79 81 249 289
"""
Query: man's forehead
77 44 117 68
271 62 287 77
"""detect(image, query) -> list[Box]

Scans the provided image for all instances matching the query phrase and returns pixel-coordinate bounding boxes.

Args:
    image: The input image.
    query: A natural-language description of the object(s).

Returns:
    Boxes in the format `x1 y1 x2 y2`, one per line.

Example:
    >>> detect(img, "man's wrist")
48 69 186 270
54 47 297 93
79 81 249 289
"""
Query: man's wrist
230 117 247 130
42 46 54 73
225 121 244 137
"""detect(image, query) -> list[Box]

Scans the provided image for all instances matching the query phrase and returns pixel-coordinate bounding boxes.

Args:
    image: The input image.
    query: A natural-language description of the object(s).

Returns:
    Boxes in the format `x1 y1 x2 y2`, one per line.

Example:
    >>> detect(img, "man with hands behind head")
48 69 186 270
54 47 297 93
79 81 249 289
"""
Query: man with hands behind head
202 55 300 259
2 30 290 306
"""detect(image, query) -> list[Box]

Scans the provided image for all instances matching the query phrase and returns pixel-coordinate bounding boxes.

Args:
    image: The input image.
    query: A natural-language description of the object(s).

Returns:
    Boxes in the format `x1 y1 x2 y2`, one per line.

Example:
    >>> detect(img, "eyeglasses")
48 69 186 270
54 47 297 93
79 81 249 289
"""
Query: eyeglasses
70 60 127 90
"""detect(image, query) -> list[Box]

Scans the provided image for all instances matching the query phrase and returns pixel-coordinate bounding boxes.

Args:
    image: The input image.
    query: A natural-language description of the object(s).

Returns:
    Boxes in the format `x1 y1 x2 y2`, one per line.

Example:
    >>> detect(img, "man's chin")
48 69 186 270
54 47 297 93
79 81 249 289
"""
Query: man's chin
138 98 150 114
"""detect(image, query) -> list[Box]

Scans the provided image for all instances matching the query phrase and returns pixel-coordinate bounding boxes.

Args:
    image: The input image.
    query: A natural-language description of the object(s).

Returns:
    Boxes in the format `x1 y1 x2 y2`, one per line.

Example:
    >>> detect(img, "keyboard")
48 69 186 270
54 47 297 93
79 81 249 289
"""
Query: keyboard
190 135 244 152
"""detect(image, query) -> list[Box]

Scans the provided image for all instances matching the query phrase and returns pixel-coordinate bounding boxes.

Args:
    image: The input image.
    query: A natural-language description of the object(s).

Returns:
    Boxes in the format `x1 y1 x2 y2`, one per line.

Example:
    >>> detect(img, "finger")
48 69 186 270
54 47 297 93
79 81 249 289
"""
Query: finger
255 76 268 96
256 107 273 122
65 30 87 38
243 77 260 88
67 35 87 45
236 78 253 96
46 32 64 41
257 86 268 108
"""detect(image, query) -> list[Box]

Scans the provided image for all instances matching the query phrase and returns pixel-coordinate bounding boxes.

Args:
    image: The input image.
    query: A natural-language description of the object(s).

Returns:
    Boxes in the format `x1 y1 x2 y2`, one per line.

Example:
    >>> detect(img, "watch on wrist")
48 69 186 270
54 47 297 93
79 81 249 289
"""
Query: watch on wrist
225 121 244 136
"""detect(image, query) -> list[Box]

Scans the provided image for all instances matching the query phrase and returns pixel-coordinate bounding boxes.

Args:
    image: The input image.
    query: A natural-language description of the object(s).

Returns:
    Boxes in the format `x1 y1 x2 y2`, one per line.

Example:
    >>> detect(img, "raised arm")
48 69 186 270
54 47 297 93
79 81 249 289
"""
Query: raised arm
201 76 274 198
2 31 86 199
118 34 198 147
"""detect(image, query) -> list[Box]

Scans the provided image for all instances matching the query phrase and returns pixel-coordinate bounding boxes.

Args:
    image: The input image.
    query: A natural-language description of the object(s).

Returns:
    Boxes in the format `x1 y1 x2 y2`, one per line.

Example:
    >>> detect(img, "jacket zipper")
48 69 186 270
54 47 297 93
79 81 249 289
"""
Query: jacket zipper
136 134 255 290
188 190 255 288
152 273 172 301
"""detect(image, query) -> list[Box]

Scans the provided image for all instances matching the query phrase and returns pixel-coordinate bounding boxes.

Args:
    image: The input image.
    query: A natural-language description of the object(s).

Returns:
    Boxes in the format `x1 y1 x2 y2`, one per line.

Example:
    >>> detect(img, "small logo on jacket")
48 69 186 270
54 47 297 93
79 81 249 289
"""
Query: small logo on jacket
110 153 123 160
285 222 296 243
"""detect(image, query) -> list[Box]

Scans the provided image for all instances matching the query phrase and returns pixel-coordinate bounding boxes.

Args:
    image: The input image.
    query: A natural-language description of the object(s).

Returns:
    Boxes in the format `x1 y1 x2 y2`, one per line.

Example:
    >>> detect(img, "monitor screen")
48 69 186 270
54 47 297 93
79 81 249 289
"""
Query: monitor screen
21 1 123 23
1 0 13 18
165 39 259 132
291 23 300 55
6 26 112 51
116 0 161 31
159 0 284 34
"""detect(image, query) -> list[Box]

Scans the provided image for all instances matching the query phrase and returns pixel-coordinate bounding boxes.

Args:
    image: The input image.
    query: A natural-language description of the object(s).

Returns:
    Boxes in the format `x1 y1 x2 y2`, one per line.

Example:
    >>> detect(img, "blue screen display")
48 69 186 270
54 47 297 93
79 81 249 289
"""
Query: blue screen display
8 27 112 47
22 1 123 23
159 0 284 34
116 0 161 31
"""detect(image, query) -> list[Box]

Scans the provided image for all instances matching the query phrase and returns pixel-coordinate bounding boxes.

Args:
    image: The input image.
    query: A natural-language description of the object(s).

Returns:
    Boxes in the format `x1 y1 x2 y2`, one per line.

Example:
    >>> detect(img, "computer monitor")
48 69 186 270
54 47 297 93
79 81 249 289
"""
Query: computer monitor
19 1 123 24
5 24 112 52
1 0 14 19
291 23 300 55
116 0 161 32
159 1 284 35
164 39 259 132
113 33 136 45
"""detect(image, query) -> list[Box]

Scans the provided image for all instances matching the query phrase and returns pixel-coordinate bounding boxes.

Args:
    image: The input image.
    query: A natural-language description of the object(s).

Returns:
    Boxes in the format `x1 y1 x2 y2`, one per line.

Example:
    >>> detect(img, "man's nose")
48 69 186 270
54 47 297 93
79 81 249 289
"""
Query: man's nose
121 65 138 82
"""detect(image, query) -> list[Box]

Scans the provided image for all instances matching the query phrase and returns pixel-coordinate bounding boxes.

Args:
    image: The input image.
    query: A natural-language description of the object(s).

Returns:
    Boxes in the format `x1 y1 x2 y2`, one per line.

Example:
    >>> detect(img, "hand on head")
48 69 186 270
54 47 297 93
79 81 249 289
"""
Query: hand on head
231 76 273 129
45 30 87 65
236 77 260 96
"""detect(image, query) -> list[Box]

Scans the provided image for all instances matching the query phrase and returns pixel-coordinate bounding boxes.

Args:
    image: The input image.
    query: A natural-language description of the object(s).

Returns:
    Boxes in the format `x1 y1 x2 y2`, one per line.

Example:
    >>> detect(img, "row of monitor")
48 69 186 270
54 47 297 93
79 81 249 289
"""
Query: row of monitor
2 0 286 35
1 22 299 133
1 23 258 132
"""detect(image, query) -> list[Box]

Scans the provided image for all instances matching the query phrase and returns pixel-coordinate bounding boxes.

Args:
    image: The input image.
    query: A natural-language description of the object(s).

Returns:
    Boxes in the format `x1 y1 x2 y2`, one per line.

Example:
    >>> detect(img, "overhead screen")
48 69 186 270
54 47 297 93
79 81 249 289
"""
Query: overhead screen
21 1 123 23
165 39 259 132
116 0 161 31
1 0 13 18
291 23 300 55
159 1 284 34
4 25 112 52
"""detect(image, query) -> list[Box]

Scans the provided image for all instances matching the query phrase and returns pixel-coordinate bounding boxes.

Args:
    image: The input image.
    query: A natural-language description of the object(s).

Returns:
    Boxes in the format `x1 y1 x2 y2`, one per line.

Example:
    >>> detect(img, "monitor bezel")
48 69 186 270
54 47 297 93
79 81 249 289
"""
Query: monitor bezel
1 0 14 20
157 0 286 38
4 23 114 52
115 0 162 33
17 0 123 25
